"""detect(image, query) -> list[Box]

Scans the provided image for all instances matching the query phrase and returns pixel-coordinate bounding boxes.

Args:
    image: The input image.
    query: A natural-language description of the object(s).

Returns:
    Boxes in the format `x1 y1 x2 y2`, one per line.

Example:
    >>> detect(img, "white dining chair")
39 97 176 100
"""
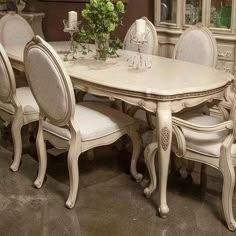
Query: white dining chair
171 24 219 179
24 36 143 209
0 13 34 50
173 23 217 67
123 17 159 127
169 98 236 231
0 13 35 86
124 16 158 55
0 43 39 171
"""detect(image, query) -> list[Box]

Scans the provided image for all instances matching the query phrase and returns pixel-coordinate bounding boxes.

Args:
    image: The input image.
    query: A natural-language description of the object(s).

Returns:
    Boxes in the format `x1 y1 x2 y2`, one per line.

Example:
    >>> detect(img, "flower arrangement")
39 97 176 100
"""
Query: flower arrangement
78 0 125 59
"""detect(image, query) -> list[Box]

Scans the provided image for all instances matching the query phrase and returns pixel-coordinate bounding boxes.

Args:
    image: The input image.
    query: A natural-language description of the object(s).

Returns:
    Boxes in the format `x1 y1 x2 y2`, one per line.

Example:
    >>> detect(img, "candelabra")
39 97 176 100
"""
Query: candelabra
63 19 80 61
128 30 152 70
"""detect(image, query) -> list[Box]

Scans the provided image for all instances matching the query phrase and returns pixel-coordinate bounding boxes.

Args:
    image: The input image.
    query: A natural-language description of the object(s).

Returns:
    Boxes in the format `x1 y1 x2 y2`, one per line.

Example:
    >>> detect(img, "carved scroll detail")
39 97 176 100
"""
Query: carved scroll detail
160 126 170 151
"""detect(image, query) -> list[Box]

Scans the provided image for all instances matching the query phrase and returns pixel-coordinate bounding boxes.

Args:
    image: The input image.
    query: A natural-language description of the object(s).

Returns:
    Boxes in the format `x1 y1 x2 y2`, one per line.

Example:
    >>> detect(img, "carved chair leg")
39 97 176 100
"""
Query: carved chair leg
186 160 194 183
221 160 236 231
127 106 139 117
122 101 128 113
10 114 23 172
144 142 158 198
200 164 207 190
146 112 156 130
128 130 143 182
76 90 86 103
34 123 47 189
66 140 81 209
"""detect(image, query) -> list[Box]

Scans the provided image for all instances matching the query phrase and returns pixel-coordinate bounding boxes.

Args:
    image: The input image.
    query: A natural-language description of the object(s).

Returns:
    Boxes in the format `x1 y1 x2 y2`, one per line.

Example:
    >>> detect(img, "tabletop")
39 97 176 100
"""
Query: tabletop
5 41 234 101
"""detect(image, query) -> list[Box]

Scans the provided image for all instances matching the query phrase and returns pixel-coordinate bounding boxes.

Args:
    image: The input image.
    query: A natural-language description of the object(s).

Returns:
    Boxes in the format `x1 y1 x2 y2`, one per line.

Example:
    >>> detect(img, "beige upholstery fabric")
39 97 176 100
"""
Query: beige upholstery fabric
124 17 158 55
174 28 217 67
0 87 39 114
43 102 135 141
180 113 236 157
0 14 34 48
0 49 11 100
25 47 74 124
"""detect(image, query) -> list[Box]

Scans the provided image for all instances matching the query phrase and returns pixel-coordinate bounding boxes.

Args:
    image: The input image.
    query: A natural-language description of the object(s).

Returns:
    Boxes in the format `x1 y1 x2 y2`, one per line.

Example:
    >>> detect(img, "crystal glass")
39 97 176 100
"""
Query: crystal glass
160 0 177 24
185 0 202 25
210 0 232 29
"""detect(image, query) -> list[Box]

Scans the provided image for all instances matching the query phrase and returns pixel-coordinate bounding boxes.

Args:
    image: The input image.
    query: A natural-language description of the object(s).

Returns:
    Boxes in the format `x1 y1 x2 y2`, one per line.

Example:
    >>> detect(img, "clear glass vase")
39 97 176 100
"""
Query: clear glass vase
95 34 110 61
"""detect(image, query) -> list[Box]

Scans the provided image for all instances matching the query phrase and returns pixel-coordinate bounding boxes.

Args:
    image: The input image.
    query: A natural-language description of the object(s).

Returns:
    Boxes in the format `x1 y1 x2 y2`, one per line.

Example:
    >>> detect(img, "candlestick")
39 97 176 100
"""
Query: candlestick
135 19 146 40
68 11 78 29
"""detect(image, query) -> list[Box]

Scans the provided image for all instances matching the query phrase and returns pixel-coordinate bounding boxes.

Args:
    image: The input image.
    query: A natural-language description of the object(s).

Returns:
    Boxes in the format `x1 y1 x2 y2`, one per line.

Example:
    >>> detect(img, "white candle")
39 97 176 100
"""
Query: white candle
135 19 146 40
68 11 78 29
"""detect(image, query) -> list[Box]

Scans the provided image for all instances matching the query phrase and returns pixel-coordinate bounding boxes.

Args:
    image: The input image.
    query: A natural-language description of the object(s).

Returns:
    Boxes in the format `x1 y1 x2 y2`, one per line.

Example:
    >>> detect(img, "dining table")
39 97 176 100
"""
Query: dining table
5 41 234 218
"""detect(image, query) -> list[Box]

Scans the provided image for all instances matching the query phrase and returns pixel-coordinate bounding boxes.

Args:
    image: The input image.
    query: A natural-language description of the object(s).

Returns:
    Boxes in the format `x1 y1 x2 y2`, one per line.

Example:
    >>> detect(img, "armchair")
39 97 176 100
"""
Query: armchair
145 98 236 231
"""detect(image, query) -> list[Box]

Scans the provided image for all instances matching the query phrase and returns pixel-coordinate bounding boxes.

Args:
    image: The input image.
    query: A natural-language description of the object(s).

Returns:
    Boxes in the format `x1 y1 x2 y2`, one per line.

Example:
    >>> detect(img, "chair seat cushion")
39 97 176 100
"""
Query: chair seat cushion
179 113 236 157
43 102 136 142
0 87 39 115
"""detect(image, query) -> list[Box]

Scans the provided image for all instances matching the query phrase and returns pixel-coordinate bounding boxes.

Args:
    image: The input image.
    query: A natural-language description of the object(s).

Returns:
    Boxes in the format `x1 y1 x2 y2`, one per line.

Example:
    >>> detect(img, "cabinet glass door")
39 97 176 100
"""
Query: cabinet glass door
160 0 177 24
210 0 232 29
185 0 203 25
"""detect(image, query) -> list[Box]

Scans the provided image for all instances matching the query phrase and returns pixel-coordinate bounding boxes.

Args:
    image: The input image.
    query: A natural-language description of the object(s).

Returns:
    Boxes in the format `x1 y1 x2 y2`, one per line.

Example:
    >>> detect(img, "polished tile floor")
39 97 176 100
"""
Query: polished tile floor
0 126 235 236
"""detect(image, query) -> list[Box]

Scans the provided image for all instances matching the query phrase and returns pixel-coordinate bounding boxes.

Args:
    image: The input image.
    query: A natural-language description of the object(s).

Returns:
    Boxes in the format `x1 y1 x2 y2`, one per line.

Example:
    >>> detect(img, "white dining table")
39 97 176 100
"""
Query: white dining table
6 41 234 218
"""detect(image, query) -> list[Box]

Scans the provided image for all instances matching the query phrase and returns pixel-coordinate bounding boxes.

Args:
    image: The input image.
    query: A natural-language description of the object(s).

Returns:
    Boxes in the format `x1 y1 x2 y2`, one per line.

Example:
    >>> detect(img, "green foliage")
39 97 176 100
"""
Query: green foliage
77 0 125 56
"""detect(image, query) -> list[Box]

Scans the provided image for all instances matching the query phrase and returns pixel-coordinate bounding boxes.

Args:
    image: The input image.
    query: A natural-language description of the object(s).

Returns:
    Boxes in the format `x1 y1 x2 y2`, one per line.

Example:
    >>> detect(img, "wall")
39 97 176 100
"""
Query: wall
25 0 154 41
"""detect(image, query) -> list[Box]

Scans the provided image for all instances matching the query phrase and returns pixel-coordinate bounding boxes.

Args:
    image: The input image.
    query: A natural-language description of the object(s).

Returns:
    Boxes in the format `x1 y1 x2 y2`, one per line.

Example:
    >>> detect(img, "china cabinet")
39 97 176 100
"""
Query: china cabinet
155 0 236 74
0 12 45 39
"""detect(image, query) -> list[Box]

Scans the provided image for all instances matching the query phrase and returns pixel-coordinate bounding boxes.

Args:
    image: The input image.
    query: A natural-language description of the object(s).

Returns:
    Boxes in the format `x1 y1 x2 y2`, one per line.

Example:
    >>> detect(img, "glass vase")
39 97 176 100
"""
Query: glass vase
95 34 110 61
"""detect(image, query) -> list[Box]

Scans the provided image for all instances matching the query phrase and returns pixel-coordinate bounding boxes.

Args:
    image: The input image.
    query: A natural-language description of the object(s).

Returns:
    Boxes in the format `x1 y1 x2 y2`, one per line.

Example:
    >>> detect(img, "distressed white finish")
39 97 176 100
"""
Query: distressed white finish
8 41 233 216
124 16 158 55
0 12 45 39
166 102 236 231
173 24 217 67
24 36 142 209
123 17 158 124
0 13 34 50
0 43 39 171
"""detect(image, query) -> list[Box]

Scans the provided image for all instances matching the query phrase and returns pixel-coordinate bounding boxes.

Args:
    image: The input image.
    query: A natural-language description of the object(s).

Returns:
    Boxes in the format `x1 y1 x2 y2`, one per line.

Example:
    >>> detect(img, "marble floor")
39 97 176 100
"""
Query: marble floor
0 127 236 236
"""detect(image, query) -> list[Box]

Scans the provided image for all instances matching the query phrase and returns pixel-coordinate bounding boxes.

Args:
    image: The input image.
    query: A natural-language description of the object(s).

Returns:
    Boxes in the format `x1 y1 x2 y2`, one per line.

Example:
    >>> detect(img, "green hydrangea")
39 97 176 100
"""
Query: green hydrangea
78 0 125 57
116 1 125 13
106 1 114 12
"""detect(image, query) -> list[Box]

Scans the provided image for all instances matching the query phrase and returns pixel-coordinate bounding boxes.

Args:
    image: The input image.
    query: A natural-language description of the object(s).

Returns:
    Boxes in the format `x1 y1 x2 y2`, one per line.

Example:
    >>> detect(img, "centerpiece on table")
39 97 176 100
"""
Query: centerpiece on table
79 0 125 61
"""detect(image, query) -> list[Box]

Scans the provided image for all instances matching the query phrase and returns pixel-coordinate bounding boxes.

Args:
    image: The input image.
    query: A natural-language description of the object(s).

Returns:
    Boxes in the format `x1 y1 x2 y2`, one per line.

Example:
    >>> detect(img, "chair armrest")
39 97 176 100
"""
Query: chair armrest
172 117 233 133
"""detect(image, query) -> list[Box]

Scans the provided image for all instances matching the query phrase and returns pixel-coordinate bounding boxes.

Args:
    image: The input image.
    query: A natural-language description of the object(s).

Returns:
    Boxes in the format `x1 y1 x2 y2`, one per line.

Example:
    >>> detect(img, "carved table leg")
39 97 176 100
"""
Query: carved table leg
156 102 172 218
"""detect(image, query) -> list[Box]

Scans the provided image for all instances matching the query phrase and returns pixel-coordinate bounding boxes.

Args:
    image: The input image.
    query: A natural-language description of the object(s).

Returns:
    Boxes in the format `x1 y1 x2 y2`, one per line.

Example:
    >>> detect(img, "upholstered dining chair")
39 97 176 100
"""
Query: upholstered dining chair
168 97 236 231
0 43 39 171
173 23 217 67
0 13 34 50
24 36 143 209
123 16 158 55
123 17 159 126
171 24 219 179
0 13 34 86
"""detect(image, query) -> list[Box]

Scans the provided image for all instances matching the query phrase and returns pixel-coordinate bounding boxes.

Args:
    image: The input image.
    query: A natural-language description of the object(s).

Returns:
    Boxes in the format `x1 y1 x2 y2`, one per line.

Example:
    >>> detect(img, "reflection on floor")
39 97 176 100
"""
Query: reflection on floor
0 125 235 236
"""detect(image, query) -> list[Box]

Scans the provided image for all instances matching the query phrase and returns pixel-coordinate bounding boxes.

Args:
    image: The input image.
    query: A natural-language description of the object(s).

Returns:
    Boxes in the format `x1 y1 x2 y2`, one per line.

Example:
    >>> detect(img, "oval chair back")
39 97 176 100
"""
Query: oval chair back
0 14 34 49
24 36 75 127
173 24 217 68
124 17 158 55
0 43 16 103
